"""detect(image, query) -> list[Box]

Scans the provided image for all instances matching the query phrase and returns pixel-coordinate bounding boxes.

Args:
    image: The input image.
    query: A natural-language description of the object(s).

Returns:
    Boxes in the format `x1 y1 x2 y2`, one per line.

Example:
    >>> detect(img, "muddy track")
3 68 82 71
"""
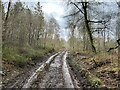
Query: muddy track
3 51 77 89
2 52 59 89
31 51 65 88
29 51 77 89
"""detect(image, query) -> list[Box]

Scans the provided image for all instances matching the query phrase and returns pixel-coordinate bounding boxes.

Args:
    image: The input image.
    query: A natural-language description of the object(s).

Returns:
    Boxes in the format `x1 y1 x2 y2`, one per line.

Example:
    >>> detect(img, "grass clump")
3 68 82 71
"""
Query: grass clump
2 44 54 67
89 77 101 88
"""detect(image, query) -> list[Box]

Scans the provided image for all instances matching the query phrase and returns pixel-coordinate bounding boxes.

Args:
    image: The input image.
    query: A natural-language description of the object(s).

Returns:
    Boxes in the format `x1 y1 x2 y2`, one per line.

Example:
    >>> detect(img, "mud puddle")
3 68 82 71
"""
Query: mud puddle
31 52 65 88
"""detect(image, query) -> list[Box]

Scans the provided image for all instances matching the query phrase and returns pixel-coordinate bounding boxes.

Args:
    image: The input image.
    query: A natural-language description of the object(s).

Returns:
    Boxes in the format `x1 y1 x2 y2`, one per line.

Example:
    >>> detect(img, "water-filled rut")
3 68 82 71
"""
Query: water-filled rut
3 51 76 89
31 52 65 88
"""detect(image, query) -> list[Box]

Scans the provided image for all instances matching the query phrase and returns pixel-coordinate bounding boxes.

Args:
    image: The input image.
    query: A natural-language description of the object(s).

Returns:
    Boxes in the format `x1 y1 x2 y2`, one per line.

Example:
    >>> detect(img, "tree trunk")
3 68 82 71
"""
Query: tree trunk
43 32 47 48
82 2 96 53
83 32 85 51
103 30 105 50
3 0 11 42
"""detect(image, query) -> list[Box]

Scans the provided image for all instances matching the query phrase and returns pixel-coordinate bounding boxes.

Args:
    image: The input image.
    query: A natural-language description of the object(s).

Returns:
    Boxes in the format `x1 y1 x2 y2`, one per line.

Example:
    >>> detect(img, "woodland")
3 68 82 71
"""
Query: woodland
1 0 120 89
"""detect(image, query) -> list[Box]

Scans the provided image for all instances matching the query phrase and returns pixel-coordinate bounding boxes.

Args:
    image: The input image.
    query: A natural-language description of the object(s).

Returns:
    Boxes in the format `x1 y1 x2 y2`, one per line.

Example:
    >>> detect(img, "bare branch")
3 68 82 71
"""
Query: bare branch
117 39 120 45
88 20 105 23
107 39 120 52
91 28 113 35
63 10 80 18
71 2 84 14
92 28 103 33
107 46 119 52
75 16 84 24
116 0 120 8
91 28 103 30
5 0 11 22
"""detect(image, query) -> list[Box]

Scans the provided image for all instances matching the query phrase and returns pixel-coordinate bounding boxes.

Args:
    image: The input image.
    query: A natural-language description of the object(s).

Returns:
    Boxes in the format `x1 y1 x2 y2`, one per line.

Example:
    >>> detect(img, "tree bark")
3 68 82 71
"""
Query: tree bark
3 0 11 42
82 2 96 53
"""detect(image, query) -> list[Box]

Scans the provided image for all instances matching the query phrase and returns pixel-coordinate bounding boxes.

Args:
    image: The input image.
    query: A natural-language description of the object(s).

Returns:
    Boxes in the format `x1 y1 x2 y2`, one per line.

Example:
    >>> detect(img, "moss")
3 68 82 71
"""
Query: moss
112 67 120 71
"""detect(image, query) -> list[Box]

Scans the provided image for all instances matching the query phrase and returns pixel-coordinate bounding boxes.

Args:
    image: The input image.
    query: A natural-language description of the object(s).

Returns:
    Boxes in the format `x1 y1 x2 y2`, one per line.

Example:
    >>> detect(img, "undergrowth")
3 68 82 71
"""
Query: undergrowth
2 44 54 67
68 51 118 89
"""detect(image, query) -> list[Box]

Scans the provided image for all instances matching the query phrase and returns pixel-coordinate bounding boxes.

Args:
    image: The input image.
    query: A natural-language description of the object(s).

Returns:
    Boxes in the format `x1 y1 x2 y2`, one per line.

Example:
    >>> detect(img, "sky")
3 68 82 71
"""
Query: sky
38 0 68 41
39 0 69 41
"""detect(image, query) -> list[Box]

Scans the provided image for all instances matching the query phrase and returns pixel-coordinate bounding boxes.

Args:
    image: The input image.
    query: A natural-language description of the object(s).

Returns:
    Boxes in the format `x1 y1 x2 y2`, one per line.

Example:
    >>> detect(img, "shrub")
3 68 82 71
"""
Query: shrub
90 78 101 88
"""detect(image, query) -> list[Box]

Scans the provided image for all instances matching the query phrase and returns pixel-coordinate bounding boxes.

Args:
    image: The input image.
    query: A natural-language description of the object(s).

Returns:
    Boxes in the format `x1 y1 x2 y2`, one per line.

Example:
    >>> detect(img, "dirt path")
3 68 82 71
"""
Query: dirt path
30 51 76 88
2 52 58 89
3 51 77 89
62 52 74 88
32 52 65 88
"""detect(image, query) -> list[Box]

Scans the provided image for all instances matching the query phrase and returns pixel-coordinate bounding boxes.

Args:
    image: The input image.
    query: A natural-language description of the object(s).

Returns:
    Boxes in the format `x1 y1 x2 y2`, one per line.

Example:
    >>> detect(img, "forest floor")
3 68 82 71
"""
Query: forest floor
68 51 119 89
2 48 119 89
